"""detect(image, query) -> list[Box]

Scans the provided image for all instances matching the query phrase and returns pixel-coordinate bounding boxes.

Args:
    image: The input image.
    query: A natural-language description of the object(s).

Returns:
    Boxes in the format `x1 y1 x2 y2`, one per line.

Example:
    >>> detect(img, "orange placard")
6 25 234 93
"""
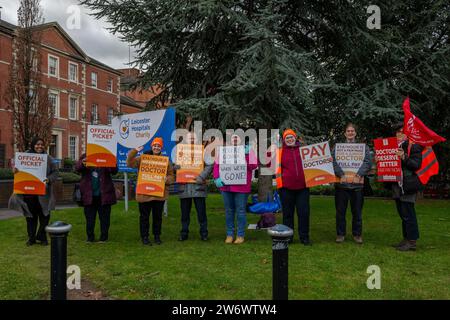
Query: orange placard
300 141 336 187
136 155 169 197
86 125 117 167
176 144 204 183
13 153 47 195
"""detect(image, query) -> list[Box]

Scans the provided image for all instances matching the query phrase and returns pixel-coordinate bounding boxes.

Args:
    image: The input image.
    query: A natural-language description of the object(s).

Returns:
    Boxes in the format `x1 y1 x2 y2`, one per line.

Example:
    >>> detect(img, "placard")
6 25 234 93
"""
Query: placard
86 125 117 167
335 143 365 184
176 144 204 183
136 155 169 197
374 137 401 182
13 152 48 195
300 141 336 187
218 146 247 185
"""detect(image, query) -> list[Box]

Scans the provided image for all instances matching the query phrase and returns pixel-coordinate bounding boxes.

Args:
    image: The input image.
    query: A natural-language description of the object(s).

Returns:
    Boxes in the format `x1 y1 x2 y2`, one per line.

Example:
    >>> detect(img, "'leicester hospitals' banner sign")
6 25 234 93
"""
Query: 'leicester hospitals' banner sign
218 146 247 185
13 153 48 195
374 137 402 182
334 143 365 184
176 144 204 183
136 155 169 197
300 141 336 187
112 108 176 172
86 125 117 167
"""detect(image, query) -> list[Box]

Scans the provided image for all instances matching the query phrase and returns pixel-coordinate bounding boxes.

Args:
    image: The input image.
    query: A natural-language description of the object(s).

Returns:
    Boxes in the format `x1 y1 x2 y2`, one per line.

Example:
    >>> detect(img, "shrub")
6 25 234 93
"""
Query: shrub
59 172 81 183
0 168 14 180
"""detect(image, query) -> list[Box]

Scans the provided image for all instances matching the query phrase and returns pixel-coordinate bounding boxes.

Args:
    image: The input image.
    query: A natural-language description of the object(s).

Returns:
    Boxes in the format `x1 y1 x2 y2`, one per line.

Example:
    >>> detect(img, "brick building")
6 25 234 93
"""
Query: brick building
119 68 168 109
0 19 122 167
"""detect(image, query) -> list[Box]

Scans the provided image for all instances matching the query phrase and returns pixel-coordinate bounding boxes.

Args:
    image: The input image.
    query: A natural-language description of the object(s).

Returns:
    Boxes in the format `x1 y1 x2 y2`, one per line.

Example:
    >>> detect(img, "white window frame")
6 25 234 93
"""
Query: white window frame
50 131 63 160
48 54 59 77
107 78 113 92
69 95 78 120
48 90 60 118
107 107 114 125
91 72 98 88
68 136 79 161
91 104 99 124
68 62 78 83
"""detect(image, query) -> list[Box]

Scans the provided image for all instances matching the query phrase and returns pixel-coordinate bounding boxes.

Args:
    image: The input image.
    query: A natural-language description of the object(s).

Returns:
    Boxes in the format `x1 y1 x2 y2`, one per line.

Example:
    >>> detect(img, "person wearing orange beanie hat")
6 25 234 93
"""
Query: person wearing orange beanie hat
126 137 175 246
275 129 311 245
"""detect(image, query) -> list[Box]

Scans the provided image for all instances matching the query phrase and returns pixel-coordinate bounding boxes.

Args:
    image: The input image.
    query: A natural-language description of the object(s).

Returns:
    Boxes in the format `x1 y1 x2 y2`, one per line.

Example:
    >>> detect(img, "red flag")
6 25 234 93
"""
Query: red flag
402 97 446 146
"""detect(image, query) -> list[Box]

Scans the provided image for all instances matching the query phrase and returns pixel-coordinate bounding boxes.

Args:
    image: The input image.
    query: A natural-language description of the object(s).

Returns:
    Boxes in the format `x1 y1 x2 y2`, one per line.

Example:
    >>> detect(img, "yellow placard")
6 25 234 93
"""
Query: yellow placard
136 155 169 197
176 144 204 183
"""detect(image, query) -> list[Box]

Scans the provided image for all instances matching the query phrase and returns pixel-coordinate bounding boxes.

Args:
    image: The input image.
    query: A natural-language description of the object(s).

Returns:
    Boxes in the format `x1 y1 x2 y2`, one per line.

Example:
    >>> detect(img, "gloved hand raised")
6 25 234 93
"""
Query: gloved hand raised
214 177 224 188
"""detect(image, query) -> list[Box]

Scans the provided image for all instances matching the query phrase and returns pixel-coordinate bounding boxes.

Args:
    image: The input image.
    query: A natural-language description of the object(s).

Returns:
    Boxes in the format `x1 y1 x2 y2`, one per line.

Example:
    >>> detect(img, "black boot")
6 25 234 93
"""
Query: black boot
154 235 162 245
396 240 416 251
391 239 407 248
142 237 152 246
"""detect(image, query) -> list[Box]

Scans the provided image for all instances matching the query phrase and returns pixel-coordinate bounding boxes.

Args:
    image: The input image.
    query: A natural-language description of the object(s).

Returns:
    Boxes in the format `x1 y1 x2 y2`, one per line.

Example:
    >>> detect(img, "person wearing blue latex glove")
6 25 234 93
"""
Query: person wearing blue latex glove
215 177 224 188
244 144 250 155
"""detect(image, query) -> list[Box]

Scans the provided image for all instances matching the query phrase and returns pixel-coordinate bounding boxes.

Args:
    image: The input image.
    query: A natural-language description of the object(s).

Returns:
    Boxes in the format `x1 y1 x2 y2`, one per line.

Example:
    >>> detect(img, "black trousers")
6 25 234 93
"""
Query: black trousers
24 196 50 242
280 188 310 240
395 199 419 241
180 197 208 238
138 200 165 239
84 196 111 241
335 188 364 237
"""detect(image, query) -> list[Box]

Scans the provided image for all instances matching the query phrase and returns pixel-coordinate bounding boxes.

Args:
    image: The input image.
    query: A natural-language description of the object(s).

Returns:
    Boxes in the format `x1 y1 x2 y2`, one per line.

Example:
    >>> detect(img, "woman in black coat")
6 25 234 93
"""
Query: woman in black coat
75 154 118 243
387 123 424 251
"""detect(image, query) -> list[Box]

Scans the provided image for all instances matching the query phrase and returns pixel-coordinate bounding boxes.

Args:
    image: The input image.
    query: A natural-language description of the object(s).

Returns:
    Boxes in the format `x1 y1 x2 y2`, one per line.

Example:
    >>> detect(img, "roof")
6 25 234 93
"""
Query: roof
120 95 143 109
0 19 121 75
0 19 16 34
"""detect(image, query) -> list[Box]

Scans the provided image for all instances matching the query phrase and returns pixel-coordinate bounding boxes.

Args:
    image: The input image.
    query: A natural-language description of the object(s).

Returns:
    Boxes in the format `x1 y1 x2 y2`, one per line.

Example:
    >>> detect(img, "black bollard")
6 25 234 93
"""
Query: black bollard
46 221 72 300
267 224 293 300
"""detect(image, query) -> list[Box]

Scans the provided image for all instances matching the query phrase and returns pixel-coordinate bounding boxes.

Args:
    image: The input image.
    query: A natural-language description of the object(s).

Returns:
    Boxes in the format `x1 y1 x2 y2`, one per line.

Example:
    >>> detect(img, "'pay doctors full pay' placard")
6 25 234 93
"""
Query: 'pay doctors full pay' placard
112 108 175 172
334 143 365 184
13 153 48 195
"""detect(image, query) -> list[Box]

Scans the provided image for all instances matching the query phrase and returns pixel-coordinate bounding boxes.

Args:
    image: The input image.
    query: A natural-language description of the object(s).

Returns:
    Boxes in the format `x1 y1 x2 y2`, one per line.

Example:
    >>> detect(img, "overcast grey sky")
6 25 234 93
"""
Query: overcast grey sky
0 0 136 69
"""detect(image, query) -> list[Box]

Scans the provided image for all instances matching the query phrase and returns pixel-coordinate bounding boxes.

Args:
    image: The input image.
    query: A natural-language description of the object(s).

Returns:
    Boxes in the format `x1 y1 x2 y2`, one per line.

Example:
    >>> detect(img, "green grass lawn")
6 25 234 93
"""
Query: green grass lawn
0 194 449 300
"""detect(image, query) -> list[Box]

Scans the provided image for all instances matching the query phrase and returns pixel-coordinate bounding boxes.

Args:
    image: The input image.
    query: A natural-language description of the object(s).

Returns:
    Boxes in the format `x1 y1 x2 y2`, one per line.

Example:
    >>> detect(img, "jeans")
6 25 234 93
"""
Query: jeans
279 188 310 240
138 200 165 239
335 188 364 236
180 197 208 238
395 199 419 241
24 196 49 242
222 192 249 238
84 196 111 241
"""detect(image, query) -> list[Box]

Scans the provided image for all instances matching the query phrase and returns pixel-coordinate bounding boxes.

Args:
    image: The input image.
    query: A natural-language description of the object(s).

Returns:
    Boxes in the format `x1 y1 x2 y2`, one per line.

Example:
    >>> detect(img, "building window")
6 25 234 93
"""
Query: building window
69 136 78 161
48 55 59 77
69 62 78 82
91 72 98 88
107 79 113 92
49 135 58 159
48 92 59 118
0 143 5 168
107 108 114 125
69 96 78 120
91 104 98 124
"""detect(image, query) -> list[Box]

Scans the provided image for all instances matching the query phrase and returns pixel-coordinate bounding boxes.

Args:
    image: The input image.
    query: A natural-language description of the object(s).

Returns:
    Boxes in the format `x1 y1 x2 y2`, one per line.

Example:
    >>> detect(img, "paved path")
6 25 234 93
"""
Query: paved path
0 204 79 221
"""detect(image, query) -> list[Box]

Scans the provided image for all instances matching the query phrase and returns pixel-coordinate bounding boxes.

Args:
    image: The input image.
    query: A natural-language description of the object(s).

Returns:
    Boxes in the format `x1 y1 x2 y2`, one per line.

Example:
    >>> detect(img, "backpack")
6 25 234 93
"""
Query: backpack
256 213 276 229
72 183 83 207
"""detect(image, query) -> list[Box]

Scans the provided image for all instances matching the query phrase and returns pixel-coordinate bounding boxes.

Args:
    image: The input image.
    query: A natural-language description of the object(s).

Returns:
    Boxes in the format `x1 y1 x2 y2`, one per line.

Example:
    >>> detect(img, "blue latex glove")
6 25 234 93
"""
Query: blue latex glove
215 177 224 188
244 145 250 154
